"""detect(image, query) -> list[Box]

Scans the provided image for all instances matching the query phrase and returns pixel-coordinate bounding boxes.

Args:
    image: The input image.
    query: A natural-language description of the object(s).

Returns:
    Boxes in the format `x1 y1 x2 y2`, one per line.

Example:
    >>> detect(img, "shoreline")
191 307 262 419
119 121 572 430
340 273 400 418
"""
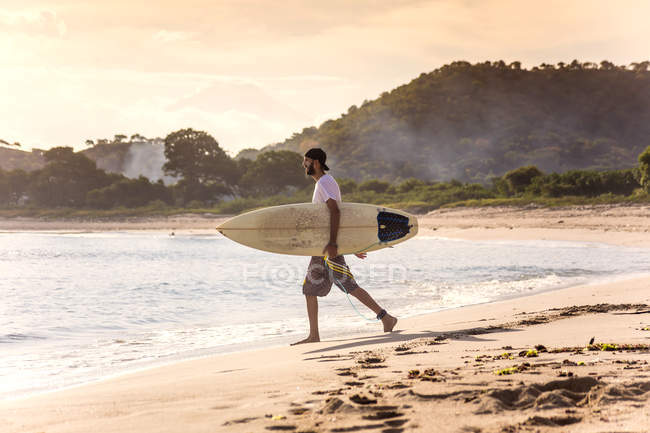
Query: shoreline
2 274 649 432
6 266 648 404
1 204 650 247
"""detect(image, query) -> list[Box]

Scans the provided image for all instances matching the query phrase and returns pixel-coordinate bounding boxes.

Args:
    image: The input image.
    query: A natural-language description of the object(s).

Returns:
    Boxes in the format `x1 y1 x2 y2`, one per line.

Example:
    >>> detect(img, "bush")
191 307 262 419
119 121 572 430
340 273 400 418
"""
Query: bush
396 178 427 193
528 169 640 197
639 146 650 192
503 165 543 195
358 179 391 193
185 200 205 209
337 178 358 194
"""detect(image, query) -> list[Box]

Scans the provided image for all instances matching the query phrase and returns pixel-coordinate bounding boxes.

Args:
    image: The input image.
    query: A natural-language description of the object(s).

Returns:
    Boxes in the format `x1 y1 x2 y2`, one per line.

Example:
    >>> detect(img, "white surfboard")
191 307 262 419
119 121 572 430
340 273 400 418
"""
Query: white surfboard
216 202 418 256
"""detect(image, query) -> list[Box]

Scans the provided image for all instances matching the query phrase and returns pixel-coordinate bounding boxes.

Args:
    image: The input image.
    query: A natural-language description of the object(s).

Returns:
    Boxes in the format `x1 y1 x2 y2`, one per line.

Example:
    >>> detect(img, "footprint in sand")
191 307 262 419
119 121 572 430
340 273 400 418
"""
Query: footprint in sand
288 407 310 415
362 410 404 420
222 416 258 425
523 415 582 427
330 424 385 432
349 393 377 405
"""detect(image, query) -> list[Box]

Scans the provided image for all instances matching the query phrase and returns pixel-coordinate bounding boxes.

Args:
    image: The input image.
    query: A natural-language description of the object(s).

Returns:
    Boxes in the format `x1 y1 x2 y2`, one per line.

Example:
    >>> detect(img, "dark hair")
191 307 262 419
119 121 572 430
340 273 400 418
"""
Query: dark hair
304 148 329 171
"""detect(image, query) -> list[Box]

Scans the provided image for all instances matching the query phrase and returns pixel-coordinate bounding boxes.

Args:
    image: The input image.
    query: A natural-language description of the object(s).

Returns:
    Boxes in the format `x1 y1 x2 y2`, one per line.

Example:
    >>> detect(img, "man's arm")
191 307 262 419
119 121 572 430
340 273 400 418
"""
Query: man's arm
323 198 340 257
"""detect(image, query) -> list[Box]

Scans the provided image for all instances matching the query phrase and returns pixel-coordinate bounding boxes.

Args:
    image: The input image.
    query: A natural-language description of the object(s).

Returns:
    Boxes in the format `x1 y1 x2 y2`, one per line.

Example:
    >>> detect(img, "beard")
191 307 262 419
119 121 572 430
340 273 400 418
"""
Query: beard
306 162 315 175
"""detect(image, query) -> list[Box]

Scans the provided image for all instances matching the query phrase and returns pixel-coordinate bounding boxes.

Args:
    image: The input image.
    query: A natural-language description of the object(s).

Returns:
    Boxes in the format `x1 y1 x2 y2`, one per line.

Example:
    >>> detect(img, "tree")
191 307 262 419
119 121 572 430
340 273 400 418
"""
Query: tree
600 60 615 70
86 176 172 209
163 128 238 203
0 139 20 147
239 150 310 195
130 133 146 142
639 146 650 192
28 147 116 207
0 169 29 206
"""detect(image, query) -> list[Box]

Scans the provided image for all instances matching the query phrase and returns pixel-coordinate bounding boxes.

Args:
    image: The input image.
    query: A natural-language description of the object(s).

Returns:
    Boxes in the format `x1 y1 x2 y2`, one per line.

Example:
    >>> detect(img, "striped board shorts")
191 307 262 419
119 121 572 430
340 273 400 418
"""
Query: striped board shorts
302 255 360 297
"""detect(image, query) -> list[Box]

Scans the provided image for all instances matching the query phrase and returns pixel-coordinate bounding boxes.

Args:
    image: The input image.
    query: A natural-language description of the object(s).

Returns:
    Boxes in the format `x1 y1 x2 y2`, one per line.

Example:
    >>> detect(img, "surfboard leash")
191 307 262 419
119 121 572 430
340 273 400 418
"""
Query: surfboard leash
324 255 379 322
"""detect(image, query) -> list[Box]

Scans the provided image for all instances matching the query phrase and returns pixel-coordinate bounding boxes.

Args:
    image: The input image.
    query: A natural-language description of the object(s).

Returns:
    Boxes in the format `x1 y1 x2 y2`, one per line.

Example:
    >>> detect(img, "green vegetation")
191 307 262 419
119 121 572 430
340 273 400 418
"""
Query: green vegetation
0 129 313 215
1 135 650 217
2 152 649 218
638 146 650 192
494 363 531 375
523 349 538 358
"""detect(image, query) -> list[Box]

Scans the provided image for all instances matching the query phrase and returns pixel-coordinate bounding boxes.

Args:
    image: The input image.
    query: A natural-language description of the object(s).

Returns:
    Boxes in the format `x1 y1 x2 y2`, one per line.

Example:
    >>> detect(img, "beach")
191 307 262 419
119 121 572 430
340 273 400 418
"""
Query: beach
1 204 650 247
1 205 649 432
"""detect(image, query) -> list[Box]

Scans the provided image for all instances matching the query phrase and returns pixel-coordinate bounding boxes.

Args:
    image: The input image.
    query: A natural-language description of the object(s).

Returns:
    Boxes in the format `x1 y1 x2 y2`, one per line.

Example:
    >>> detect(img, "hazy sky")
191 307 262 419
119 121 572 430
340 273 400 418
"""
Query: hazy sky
2 0 649 155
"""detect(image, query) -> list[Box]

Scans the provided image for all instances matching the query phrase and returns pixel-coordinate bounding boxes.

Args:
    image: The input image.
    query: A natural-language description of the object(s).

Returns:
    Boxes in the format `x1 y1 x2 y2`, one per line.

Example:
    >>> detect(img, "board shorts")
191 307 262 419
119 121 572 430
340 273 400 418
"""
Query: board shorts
302 255 360 297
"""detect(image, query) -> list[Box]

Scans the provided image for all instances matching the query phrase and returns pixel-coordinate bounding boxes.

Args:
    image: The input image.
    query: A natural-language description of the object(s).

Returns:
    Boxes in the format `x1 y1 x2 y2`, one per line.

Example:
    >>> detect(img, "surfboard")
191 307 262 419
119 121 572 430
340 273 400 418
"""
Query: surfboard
216 202 418 256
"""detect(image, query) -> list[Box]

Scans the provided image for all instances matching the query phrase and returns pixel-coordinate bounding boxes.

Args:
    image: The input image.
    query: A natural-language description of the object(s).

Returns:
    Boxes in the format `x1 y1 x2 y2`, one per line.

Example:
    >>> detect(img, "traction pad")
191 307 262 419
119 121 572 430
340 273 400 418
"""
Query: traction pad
377 211 412 242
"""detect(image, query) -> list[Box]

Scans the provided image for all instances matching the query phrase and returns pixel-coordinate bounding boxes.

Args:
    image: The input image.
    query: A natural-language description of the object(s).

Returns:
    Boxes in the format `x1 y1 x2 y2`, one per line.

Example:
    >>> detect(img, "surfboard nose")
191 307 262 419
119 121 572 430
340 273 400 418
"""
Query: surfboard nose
216 218 234 235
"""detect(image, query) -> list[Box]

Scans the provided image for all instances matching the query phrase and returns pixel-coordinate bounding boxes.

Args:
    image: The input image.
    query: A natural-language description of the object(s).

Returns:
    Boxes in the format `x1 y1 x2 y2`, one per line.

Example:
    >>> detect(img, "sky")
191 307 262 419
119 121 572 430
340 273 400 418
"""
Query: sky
1 0 649 155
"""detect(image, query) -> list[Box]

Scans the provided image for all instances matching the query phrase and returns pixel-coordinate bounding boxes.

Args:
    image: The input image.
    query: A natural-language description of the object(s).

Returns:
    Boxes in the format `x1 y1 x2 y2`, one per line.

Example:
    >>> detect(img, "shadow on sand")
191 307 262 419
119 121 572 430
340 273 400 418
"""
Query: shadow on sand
302 324 522 355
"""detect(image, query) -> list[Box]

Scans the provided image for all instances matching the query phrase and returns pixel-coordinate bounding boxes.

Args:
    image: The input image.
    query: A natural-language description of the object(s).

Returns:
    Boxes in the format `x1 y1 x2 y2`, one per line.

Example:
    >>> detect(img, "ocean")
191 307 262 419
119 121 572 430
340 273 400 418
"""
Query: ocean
2 231 650 400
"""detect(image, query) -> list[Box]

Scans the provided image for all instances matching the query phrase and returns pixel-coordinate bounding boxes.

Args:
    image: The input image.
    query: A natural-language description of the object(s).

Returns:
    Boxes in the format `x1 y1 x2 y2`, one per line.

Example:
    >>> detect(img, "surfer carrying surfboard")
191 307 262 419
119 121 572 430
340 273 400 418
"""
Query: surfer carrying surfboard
291 148 398 345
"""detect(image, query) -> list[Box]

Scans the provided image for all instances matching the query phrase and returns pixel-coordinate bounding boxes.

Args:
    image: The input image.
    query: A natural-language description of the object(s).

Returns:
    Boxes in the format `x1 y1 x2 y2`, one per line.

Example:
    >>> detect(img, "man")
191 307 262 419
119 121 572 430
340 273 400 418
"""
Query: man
291 148 398 345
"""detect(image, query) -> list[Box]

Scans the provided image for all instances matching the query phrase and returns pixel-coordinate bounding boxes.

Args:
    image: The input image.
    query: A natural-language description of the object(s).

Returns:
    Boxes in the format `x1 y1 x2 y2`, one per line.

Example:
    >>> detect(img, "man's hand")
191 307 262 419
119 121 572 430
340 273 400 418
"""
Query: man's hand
323 243 338 258
355 252 367 259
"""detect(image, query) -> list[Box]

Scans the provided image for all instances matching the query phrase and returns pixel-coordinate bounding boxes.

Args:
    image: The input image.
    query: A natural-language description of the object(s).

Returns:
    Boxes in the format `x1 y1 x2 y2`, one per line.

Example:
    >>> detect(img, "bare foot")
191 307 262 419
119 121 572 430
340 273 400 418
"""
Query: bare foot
291 336 320 346
382 315 398 332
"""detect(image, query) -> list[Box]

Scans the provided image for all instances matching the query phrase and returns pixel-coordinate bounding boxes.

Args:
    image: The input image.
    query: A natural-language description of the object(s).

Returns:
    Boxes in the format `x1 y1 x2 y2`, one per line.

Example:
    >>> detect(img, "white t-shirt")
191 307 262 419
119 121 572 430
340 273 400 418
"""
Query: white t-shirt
312 174 342 204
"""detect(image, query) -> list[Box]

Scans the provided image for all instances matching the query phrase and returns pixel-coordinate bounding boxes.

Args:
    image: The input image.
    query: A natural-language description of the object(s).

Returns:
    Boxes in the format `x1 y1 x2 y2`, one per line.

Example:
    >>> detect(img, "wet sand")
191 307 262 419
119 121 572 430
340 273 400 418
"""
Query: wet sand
1 276 648 433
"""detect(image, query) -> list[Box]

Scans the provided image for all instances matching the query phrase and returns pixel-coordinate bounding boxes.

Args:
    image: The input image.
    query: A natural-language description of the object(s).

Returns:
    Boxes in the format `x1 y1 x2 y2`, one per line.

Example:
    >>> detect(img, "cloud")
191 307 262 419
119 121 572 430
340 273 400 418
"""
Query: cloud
0 8 67 36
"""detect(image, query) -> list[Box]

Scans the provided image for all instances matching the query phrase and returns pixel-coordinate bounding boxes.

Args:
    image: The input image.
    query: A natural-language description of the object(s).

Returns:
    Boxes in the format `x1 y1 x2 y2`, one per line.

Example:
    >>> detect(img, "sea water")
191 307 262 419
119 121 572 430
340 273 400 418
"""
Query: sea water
1 231 650 400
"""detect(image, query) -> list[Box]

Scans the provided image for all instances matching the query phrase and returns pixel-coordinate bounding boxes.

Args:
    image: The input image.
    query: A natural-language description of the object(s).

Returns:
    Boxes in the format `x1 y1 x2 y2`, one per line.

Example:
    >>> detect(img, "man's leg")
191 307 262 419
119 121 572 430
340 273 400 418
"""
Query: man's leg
349 287 398 332
328 255 398 333
291 295 320 345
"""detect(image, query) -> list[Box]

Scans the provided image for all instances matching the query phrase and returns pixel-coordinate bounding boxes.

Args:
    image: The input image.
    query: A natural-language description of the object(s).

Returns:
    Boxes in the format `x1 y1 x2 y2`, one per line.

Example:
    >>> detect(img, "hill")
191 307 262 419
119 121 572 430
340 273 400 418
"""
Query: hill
0 146 46 172
265 60 650 182
0 137 174 184
4 60 649 184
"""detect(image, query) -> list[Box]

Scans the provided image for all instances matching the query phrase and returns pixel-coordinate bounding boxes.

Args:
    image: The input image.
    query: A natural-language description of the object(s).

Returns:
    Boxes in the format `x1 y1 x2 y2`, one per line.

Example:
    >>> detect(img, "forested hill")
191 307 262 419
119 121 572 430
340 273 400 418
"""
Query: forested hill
266 60 650 182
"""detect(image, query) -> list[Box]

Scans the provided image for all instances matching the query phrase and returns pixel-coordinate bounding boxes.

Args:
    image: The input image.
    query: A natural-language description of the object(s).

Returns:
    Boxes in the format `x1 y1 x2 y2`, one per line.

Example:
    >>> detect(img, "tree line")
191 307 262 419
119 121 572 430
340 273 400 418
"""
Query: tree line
0 129 310 209
1 127 649 212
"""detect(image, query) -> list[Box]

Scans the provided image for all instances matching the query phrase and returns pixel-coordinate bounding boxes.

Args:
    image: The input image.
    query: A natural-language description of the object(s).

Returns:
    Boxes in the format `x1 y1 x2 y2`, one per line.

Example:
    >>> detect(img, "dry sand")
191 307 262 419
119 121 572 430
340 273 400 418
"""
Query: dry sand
421 204 650 248
1 205 650 433
1 203 650 246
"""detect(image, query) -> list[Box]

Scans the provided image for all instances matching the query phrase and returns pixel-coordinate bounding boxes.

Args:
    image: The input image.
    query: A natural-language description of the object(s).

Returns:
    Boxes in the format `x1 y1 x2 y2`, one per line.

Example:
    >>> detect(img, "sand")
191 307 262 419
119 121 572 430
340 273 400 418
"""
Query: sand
1 205 650 432
2 203 650 246
421 204 650 248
